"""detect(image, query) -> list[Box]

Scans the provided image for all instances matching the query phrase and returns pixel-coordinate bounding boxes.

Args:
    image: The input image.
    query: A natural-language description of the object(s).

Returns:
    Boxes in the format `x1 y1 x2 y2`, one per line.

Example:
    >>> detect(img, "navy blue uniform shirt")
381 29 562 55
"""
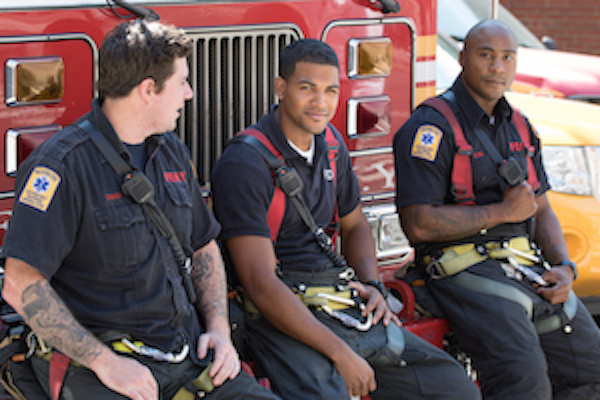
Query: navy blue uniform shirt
212 106 360 273
3 99 220 357
394 77 549 246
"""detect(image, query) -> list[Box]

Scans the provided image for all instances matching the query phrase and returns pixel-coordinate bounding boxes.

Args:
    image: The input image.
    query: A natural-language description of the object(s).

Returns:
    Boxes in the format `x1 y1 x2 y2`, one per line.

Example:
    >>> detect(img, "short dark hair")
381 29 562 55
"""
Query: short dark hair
278 39 339 80
99 19 192 100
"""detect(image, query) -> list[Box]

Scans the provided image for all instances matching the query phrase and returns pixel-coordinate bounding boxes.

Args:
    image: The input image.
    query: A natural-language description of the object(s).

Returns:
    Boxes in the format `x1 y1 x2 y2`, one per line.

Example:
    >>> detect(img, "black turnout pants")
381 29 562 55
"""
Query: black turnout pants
30 353 280 400
246 307 481 400
428 259 600 400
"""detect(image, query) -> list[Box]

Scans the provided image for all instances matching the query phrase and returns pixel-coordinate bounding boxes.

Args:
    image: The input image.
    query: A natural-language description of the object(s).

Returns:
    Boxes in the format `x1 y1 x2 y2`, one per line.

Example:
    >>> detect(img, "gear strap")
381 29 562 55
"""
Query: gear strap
447 271 577 335
78 119 197 304
49 352 70 400
233 126 346 268
421 92 540 204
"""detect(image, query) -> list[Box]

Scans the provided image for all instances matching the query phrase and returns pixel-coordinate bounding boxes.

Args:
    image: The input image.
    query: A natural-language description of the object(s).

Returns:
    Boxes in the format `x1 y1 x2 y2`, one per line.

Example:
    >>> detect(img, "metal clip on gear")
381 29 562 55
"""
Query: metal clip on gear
322 304 373 331
315 292 373 331
120 338 189 363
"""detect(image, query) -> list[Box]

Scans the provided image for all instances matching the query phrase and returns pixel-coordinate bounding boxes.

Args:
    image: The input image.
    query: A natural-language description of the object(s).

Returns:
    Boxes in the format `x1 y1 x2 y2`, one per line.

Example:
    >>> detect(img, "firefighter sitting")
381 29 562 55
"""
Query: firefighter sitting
394 20 600 400
1 19 279 400
211 38 481 400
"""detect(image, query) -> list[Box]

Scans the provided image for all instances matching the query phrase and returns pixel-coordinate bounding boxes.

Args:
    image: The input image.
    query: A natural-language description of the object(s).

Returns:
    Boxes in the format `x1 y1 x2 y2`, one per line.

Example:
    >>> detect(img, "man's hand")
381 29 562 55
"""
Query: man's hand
348 281 401 327
331 347 377 397
197 331 241 387
501 182 537 223
537 266 574 304
92 352 158 400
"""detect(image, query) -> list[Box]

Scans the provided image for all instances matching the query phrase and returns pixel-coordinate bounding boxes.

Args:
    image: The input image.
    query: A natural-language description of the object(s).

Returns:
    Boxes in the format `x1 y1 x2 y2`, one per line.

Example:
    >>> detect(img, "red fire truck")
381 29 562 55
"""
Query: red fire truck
0 0 448 396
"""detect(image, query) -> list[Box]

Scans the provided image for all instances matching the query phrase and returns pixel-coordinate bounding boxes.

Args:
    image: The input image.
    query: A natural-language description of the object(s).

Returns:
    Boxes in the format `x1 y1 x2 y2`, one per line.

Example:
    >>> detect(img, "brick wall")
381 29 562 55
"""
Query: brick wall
501 0 600 56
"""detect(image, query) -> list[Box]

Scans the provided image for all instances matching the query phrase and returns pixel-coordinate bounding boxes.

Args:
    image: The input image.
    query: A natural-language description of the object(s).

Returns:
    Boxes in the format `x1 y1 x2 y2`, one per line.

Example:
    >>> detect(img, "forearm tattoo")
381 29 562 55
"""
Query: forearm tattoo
21 280 103 366
191 249 227 321
410 206 490 242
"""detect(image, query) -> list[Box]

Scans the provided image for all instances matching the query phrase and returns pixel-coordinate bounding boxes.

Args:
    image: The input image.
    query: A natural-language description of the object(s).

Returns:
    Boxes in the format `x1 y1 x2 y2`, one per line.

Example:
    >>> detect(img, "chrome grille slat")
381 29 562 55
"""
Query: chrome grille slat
180 25 302 185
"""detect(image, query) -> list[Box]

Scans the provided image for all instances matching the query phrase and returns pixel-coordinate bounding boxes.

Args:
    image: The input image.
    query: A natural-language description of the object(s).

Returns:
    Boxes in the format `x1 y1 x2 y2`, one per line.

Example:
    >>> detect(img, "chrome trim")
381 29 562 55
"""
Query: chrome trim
363 202 411 260
179 24 302 184
5 125 61 176
347 95 390 138
0 33 99 98
350 146 392 157
321 17 417 109
0 192 15 200
347 37 392 79
361 192 395 202
5 130 18 176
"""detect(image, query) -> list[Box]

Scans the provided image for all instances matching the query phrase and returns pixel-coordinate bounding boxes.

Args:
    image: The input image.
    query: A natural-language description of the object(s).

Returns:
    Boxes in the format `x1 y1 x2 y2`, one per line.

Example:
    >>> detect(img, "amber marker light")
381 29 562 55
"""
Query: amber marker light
348 37 392 78
347 95 391 138
5 56 64 106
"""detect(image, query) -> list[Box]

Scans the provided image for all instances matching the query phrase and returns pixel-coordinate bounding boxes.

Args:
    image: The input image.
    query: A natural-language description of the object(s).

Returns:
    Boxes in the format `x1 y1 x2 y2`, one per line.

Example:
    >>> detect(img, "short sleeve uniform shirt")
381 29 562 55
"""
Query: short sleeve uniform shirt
212 106 361 273
393 77 549 245
3 100 220 355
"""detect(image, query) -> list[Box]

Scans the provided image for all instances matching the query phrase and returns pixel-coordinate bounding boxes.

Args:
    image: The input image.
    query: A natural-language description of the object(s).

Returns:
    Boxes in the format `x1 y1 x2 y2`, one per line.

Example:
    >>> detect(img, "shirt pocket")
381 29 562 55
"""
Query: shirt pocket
95 201 154 270
164 183 193 246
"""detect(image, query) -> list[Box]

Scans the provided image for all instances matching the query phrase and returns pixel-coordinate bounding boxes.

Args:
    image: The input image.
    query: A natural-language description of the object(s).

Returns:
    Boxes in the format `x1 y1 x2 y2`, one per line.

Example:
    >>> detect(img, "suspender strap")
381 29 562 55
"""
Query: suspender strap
78 119 197 304
235 128 287 242
324 126 340 243
421 97 475 204
511 109 541 191
80 119 131 176
422 93 541 204
235 126 340 242
234 126 347 269
49 352 71 400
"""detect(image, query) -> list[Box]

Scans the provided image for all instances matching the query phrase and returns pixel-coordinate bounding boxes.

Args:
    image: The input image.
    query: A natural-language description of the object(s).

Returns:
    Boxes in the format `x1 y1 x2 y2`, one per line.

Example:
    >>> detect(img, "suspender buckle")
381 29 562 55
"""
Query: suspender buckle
425 258 447 280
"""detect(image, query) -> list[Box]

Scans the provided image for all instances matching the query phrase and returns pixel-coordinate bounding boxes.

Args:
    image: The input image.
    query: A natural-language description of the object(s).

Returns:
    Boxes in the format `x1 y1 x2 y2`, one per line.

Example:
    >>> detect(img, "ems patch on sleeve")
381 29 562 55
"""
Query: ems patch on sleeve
18 166 62 213
411 125 443 162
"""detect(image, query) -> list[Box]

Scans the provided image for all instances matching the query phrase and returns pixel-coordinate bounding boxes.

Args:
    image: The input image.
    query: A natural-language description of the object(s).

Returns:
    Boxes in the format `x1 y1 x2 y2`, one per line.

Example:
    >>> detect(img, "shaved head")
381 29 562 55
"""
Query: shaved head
459 19 518 115
464 20 517 53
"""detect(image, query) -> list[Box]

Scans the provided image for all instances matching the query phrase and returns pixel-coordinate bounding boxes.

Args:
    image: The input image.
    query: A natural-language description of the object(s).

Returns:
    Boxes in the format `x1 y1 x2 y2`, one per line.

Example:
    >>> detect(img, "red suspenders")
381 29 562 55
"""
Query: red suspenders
236 125 339 241
422 96 540 205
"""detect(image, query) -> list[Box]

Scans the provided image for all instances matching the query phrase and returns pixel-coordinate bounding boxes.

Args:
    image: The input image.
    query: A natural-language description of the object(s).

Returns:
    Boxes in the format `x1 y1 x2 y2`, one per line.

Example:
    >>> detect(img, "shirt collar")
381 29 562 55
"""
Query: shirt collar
452 76 513 129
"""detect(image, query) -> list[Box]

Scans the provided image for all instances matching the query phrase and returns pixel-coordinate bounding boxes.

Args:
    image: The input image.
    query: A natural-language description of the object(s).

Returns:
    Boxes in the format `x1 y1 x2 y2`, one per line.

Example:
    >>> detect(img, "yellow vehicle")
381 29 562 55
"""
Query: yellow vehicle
438 33 600 315
505 93 600 310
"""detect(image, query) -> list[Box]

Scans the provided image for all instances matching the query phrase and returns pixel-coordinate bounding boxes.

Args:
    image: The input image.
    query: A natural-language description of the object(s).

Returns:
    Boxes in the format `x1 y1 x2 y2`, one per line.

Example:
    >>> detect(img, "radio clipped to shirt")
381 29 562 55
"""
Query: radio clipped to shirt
498 156 527 187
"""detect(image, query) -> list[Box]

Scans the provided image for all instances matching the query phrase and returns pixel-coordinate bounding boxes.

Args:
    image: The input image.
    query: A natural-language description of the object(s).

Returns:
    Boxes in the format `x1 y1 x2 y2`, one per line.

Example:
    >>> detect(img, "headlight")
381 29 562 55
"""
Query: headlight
541 146 593 196
585 146 600 201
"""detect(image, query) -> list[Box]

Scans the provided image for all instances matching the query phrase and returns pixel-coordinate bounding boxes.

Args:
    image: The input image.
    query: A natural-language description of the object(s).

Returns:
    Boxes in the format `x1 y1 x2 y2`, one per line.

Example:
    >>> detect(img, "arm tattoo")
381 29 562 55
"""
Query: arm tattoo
412 206 490 242
191 248 227 322
21 281 103 366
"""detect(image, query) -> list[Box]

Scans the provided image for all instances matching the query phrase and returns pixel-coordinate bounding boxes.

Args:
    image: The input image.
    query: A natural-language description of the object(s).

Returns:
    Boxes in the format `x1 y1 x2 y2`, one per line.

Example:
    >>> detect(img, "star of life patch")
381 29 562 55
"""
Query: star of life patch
19 166 61 212
411 125 443 162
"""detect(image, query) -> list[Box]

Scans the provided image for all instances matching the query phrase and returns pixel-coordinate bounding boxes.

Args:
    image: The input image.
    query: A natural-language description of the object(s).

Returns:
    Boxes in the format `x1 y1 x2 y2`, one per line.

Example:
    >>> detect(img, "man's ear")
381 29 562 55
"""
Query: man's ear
459 50 465 67
274 76 286 101
138 77 157 103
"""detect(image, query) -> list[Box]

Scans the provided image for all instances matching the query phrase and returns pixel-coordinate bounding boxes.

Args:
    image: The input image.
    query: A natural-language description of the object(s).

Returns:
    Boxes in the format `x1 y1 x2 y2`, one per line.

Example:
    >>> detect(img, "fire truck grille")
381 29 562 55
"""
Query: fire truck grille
179 25 302 185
